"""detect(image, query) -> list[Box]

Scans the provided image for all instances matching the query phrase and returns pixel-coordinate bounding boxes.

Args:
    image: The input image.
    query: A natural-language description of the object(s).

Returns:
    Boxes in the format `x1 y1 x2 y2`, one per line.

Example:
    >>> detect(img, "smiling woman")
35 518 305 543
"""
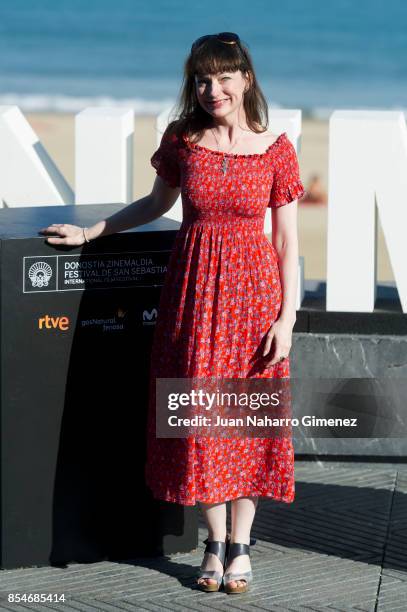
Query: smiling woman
39 30 304 597
196 73 234 109
145 32 305 595
166 32 270 152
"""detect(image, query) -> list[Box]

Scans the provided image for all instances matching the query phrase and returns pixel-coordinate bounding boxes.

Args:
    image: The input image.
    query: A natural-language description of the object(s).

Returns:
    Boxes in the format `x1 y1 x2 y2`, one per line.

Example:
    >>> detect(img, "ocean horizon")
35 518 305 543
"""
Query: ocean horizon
1 0 406 118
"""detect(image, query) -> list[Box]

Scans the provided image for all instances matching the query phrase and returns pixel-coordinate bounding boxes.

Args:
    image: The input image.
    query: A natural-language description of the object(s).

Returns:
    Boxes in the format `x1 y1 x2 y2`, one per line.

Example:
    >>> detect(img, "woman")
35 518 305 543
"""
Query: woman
39 32 305 595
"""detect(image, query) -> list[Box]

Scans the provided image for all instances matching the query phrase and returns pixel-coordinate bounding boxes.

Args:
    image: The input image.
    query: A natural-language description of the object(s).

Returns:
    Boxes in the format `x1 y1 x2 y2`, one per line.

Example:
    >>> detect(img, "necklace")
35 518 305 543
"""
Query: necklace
210 127 243 175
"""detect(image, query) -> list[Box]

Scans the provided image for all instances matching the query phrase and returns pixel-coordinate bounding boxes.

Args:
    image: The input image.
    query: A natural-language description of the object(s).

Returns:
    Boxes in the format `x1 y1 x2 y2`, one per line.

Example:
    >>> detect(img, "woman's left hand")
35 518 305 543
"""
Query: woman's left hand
262 318 294 366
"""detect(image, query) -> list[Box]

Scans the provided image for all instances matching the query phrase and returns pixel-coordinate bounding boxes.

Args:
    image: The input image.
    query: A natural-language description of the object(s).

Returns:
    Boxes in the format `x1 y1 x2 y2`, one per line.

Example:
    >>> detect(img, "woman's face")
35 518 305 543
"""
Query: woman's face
194 69 248 117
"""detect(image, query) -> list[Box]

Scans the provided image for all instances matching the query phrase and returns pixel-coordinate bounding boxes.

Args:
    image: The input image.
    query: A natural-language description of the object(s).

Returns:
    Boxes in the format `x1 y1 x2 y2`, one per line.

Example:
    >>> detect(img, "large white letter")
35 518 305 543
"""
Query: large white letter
327 111 407 312
75 107 134 205
0 106 73 207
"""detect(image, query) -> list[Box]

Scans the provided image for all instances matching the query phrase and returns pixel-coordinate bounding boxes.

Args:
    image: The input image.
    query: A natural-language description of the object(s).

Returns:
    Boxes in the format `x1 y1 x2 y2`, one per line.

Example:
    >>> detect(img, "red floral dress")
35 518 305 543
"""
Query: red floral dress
145 129 305 506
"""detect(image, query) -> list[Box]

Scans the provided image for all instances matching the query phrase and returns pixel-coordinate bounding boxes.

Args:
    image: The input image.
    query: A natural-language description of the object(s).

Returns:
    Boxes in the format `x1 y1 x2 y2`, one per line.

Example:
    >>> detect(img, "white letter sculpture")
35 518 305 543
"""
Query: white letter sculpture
327 111 407 313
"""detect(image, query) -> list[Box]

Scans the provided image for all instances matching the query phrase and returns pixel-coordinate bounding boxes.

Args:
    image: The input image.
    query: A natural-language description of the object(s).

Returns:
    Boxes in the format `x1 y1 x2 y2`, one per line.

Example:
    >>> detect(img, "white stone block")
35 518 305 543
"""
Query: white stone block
0 106 73 207
75 107 134 205
327 110 407 313
297 256 305 311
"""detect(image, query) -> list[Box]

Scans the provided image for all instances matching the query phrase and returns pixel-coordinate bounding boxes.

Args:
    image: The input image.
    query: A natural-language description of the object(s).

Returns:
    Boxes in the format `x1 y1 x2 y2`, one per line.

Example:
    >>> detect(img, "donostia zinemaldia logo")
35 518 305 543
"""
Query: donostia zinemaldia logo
28 261 53 288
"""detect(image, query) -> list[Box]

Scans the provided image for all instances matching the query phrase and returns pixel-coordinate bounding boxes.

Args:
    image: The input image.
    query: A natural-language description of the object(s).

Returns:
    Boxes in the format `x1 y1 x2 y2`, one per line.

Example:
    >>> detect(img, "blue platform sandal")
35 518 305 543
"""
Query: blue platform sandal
223 537 256 594
196 536 229 592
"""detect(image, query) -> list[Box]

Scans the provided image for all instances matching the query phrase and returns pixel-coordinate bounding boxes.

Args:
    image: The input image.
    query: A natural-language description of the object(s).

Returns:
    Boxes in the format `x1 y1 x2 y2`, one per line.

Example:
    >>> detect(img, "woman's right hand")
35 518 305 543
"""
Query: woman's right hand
38 223 87 246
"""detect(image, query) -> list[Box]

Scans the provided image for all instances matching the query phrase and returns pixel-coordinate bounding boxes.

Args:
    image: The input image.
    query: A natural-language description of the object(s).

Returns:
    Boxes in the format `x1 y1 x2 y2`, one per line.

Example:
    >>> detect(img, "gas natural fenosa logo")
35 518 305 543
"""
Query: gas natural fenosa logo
79 307 127 332
28 261 53 288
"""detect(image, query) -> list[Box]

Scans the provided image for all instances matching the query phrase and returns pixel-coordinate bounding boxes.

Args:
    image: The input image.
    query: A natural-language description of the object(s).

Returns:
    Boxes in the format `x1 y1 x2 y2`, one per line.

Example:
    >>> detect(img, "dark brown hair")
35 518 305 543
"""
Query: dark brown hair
164 36 269 143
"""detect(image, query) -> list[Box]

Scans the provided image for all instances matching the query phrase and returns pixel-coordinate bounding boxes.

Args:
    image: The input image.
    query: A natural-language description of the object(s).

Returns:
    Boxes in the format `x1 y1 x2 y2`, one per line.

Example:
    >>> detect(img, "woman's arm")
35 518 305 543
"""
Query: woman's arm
86 175 181 240
271 201 299 326
262 201 299 365
40 175 181 245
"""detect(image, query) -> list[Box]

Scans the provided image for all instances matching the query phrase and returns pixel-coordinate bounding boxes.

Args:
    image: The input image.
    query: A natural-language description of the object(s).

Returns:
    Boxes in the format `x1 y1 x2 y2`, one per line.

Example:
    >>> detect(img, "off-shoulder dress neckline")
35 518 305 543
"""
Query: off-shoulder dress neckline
182 131 287 158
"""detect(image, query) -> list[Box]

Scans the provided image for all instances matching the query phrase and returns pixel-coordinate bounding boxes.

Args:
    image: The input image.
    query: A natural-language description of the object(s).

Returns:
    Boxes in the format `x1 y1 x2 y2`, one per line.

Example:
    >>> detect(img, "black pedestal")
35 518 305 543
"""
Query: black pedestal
0 204 198 569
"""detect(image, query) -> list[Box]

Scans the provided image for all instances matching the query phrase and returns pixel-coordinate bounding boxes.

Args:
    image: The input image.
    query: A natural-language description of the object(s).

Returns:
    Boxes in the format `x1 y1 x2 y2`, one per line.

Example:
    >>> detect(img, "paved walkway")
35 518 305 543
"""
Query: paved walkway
1 460 407 611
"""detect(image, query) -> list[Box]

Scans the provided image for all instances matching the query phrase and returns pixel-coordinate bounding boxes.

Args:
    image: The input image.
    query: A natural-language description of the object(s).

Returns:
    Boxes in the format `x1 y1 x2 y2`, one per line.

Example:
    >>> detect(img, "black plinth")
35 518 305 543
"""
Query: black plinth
294 280 406 335
0 204 197 569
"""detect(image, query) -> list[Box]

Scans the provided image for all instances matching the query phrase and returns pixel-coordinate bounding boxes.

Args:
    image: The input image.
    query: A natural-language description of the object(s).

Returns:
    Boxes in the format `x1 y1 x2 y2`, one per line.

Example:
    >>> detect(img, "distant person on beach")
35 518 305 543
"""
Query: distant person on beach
39 31 305 595
301 173 327 204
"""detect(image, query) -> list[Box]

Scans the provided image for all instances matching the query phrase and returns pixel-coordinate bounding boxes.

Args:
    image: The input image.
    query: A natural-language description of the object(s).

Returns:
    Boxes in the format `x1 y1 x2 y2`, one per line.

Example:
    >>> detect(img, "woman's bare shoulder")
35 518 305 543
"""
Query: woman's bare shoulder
257 133 282 149
252 124 280 145
268 134 282 147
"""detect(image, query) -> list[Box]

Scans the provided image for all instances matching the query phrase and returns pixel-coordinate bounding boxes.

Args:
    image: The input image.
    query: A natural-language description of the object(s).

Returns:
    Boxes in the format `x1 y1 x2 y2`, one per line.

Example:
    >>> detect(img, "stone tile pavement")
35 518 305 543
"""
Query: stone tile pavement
1 459 407 611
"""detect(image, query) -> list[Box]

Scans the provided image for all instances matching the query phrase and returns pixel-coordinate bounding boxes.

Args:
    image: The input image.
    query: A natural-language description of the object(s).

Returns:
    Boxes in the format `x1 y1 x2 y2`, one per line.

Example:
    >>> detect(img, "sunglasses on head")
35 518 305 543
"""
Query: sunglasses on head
191 32 240 54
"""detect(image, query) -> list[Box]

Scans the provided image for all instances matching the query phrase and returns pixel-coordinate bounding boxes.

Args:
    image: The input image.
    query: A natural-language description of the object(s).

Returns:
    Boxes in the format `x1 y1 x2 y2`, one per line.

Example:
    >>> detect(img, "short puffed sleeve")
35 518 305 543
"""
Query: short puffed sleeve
268 135 306 208
150 130 181 189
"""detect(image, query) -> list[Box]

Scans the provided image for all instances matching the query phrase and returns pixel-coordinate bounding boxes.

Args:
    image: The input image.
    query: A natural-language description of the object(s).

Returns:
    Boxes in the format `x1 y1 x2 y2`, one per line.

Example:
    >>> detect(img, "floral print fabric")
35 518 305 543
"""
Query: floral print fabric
145 130 305 506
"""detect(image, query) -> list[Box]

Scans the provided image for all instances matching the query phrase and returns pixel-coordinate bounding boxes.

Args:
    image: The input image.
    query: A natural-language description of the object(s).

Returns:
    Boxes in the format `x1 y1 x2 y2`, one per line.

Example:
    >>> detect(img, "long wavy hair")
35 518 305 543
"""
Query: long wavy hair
164 35 269 143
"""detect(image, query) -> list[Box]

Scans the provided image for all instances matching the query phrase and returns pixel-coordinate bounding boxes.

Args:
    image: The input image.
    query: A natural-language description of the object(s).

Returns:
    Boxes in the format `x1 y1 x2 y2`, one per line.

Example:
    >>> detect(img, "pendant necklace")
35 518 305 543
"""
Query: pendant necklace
210 128 242 176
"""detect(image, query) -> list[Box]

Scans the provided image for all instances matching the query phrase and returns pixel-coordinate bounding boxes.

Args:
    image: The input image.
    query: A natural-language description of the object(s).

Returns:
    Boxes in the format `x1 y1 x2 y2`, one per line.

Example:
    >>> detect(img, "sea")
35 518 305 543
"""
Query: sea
1 0 406 118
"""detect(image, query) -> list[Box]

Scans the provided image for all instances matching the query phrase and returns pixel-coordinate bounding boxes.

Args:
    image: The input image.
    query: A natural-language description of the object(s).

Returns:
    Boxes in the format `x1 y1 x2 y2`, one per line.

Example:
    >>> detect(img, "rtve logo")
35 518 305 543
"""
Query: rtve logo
38 315 70 331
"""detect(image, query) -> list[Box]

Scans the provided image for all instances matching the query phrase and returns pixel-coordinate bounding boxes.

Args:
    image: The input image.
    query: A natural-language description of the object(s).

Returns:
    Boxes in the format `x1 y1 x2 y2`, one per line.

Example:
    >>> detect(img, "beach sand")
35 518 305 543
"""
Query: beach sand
25 112 393 281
